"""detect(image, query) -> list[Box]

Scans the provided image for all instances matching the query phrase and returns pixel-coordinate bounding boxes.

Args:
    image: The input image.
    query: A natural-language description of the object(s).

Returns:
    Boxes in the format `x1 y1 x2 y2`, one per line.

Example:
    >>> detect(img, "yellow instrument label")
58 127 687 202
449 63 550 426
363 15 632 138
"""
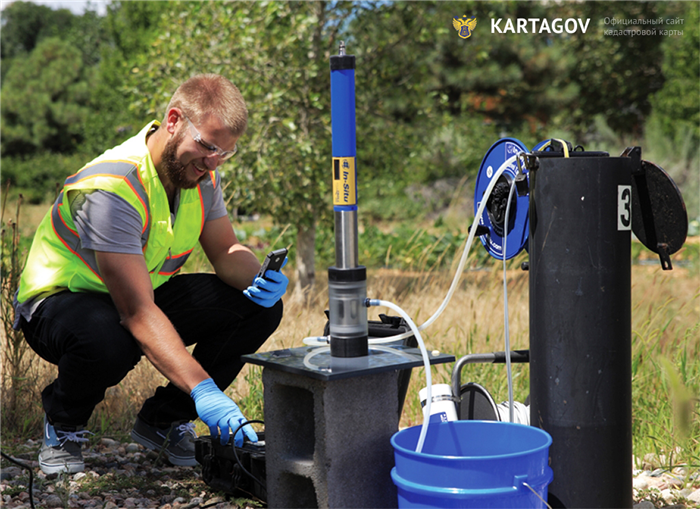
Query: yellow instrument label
332 157 357 206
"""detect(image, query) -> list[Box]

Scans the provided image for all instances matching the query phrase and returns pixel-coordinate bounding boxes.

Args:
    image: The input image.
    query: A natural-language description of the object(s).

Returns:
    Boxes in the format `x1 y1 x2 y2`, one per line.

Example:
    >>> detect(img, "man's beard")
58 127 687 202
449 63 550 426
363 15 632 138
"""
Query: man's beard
161 129 206 190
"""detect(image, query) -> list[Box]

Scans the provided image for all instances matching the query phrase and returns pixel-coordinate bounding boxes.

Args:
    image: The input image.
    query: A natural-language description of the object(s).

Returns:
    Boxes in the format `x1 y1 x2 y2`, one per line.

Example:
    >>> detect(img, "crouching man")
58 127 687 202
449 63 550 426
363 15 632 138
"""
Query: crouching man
14 74 287 474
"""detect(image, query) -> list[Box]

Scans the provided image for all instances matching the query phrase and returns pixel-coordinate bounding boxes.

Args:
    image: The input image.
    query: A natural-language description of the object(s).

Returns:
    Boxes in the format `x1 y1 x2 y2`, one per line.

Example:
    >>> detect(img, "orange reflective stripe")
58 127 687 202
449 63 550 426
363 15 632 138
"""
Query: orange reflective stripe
197 169 219 230
50 193 102 280
197 184 205 231
65 161 150 235
124 175 149 235
157 248 194 276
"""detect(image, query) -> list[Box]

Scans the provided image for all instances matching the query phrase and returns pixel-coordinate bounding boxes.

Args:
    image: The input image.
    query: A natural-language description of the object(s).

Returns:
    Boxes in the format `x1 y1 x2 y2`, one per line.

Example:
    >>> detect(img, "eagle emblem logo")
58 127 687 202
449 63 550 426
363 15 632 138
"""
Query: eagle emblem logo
453 15 477 39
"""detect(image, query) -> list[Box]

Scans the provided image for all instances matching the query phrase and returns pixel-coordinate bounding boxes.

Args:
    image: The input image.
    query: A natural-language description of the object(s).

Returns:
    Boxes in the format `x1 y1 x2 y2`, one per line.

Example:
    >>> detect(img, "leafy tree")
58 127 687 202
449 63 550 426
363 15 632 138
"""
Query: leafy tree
649 2 699 142
126 1 357 290
351 1 670 150
646 2 700 217
557 1 665 138
0 1 86 80
364 3 571 117
1 37 93 156
80 1 171 155
0 1 68 59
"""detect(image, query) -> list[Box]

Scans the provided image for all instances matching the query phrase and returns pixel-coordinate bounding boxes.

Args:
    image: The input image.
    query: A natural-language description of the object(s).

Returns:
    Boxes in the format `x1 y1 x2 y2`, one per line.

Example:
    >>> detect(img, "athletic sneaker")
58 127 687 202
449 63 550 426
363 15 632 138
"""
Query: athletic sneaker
39 415 91 475
130 417 198 467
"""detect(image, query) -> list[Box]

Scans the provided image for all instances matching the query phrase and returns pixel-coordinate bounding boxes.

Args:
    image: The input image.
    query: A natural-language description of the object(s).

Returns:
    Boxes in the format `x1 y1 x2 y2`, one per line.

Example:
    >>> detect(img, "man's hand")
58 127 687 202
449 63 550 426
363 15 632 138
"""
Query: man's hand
191 378 258 446
243 258 289 308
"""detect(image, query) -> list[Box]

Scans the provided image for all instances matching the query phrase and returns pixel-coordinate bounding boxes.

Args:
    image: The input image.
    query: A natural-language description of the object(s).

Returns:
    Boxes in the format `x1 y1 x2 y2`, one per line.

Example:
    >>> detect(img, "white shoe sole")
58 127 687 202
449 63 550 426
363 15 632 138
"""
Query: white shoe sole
39 458 84 475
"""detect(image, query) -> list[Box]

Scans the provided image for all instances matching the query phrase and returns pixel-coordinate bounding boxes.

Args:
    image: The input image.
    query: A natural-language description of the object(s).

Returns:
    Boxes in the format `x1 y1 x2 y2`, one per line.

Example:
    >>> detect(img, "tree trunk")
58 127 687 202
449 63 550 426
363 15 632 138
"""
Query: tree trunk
295 221 316 295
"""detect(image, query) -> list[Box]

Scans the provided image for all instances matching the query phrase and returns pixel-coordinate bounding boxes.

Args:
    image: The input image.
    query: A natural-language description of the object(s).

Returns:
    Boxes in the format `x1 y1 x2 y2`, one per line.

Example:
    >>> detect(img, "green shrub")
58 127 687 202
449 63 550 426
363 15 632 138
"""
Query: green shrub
1 152 90 203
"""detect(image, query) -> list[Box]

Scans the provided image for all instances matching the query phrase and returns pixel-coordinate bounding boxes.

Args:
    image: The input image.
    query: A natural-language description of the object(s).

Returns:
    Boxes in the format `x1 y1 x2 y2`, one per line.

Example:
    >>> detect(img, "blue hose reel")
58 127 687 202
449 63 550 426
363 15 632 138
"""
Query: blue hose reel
473 138 531 260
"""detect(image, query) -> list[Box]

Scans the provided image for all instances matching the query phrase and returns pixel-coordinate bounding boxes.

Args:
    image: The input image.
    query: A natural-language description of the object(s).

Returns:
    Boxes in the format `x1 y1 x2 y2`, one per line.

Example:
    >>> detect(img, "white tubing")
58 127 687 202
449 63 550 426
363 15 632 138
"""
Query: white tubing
302 335 412 346
367 298 432 453
502 175 518 422
301 343 418 371
302 154 519 348
302 346 330 370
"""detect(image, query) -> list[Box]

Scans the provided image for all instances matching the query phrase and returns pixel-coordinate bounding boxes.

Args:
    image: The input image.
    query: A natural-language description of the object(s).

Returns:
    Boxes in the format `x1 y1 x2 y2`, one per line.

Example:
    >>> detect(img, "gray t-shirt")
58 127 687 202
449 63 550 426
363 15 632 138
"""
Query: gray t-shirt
15 186 227 325
71 188 227 254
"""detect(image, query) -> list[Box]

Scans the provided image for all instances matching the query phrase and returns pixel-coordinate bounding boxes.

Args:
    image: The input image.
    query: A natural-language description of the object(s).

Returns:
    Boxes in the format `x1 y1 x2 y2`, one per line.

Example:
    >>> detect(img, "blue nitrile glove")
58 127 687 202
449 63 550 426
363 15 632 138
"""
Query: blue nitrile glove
243 257 289 308
190 378 258 446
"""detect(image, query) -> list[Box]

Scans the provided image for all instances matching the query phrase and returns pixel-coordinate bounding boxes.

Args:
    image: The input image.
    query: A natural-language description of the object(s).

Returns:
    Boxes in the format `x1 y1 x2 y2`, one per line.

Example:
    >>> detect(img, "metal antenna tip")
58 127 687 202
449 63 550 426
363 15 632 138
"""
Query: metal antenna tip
339 41 346 55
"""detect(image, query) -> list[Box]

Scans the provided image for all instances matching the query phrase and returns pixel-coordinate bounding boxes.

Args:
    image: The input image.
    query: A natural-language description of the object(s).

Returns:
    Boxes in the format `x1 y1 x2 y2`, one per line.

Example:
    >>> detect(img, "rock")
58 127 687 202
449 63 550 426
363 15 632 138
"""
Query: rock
671 466 687 477
678 487 693 498
643 453 665 470
125 443 140 454
44 494 65 507
633 476 649 490
103 502 119 509
659 488 675 503
184 497 204 508
1 467 23 479
100 438 120 449
664 475 684 489
73 472 87 481
161 494 178 504
633 501 655 509
686 488 700 503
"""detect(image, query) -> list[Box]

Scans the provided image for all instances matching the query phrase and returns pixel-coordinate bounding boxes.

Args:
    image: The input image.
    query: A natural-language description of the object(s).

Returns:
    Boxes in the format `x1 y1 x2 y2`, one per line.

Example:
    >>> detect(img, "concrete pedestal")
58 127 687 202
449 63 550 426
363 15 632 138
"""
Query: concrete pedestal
263 368 399 508
243 345 454 508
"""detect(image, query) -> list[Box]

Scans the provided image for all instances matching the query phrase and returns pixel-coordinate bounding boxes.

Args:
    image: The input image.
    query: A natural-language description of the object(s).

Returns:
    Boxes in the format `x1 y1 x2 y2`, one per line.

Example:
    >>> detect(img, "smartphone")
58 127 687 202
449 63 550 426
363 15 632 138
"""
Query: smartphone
257 248 288 279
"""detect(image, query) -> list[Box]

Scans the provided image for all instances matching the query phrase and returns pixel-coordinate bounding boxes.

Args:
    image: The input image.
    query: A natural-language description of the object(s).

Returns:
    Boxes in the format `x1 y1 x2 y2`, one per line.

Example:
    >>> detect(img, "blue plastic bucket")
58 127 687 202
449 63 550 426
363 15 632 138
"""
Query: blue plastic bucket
391 421 553 508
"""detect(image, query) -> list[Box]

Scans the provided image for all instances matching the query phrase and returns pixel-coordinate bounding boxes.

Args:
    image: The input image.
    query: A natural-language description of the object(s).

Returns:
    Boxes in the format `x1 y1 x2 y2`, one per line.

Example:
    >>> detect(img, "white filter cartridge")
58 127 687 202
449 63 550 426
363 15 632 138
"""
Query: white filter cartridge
419 384 458 424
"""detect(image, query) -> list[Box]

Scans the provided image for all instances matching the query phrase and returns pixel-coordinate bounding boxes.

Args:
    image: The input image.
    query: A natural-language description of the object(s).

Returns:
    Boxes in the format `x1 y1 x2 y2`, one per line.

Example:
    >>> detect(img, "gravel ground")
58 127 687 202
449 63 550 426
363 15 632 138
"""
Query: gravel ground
2 437 700 508
0 437 261 509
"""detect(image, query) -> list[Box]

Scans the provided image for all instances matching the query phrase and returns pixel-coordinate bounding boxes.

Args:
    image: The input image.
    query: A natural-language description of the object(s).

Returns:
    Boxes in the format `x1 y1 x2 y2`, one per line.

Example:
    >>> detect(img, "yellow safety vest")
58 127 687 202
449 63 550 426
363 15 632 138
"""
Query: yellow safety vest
17 122 220 304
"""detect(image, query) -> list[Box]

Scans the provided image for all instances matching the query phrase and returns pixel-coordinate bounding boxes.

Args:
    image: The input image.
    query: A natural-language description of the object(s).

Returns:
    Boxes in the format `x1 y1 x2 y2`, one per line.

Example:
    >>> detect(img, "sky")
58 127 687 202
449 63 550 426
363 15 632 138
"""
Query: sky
0 0 109 16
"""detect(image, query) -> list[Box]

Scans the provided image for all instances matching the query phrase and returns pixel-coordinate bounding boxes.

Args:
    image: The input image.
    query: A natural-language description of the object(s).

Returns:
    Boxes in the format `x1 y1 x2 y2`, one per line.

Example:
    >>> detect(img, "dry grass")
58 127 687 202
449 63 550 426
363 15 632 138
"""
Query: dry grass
17 260 695 436
2 203 698 469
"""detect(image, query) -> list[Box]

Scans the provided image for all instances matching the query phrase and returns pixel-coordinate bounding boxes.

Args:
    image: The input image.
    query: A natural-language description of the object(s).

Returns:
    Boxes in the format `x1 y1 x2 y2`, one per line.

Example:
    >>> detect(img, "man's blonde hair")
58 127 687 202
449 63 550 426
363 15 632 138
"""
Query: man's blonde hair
166 74 248 136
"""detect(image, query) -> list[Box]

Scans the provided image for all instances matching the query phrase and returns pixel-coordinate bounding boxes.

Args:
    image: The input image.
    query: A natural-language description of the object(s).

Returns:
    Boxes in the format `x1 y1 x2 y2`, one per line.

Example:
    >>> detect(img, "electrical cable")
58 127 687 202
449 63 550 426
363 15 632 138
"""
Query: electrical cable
366 298 432 454
230 420 267 496
496 143 569 423
302 153 521 348
0 451 35 509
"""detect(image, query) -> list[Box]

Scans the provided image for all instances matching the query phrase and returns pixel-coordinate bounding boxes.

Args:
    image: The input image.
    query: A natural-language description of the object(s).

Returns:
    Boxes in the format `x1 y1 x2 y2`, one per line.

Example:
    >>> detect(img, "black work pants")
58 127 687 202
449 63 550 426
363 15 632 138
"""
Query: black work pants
21 274 283 428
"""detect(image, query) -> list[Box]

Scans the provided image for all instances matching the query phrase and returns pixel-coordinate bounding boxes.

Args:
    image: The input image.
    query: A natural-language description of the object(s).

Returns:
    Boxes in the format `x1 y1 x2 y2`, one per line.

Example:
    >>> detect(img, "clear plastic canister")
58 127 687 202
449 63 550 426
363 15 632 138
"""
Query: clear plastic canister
328 266 368 357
